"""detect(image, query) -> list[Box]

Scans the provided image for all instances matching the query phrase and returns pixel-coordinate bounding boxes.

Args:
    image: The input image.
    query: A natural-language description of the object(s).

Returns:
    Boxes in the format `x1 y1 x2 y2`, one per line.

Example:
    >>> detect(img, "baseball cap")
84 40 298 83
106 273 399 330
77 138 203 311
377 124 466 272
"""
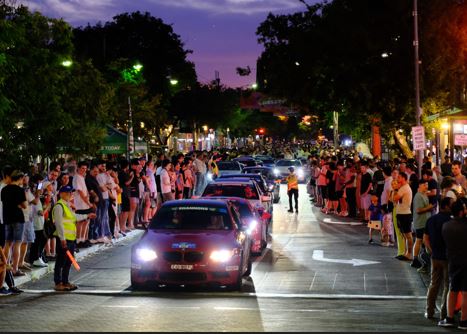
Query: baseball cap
59 185 75 193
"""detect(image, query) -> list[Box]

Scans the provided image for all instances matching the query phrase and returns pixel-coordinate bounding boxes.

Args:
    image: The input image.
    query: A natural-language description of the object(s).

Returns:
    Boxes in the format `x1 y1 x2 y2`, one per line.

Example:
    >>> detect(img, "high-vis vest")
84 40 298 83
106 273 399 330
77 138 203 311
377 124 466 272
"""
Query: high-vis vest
52 199 77 241
287 174 299 191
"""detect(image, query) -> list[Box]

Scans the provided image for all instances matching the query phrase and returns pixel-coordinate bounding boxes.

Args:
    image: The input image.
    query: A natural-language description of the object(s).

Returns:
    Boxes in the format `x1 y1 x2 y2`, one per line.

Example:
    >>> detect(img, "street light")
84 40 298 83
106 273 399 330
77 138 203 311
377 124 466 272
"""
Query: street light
61 60 72 67
170 79 179 86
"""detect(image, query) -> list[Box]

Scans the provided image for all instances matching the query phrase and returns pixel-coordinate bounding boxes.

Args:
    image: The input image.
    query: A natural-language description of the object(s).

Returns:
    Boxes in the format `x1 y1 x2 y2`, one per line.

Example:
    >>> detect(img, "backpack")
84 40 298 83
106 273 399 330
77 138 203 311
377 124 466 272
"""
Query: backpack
43 202 64 239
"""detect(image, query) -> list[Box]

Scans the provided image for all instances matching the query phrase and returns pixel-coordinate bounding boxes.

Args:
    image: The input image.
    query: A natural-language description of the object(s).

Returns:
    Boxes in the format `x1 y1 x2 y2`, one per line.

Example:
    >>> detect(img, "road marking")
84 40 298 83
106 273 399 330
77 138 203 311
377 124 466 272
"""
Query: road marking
20 289 426 300
363 272 367 293
332 273 338 290
322 218 363 226
384 273 389 293
312 250 380 266
103 305 139 308
309 272 317 291
215 306 326 313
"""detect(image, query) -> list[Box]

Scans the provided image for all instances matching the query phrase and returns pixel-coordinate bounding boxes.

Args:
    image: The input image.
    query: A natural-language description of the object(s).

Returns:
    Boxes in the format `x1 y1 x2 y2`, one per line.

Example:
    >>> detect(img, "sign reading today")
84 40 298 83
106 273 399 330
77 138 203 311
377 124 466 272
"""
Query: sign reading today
412 126 425 150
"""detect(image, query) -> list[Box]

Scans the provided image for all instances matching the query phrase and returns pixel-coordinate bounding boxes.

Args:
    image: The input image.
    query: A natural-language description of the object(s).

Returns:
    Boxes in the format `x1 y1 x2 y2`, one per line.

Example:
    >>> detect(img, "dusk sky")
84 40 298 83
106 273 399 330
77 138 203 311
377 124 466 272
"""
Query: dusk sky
18 0 321 88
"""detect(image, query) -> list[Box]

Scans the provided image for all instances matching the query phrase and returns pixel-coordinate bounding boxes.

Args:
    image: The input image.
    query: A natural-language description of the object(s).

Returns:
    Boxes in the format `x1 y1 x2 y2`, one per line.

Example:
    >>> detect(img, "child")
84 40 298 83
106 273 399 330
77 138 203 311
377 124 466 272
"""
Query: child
380 204 395 247
367 193 382 244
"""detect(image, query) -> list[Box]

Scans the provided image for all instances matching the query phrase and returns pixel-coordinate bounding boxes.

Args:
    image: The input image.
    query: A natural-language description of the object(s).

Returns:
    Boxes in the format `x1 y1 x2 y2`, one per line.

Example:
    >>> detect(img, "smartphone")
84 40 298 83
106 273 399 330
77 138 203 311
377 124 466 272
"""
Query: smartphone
37 182 43 190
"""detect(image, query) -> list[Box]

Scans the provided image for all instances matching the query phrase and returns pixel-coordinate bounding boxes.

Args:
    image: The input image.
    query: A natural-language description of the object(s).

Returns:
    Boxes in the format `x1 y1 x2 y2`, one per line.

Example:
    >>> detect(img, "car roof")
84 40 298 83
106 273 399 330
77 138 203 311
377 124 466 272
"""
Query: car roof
243 166 272 171
219 173 262 179
199 196 251 205
211 178 256 185
161 198 230 209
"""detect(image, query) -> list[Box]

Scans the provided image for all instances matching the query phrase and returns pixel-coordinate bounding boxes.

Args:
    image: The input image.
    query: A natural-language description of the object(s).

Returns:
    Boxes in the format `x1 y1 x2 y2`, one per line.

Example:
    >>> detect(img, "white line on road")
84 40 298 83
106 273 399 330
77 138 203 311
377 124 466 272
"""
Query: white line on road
332 273 338 290
322 218 363 226
384 273 389 294
103 305 139 308
20 289 427 300
363 272 367 293
309 272 317 291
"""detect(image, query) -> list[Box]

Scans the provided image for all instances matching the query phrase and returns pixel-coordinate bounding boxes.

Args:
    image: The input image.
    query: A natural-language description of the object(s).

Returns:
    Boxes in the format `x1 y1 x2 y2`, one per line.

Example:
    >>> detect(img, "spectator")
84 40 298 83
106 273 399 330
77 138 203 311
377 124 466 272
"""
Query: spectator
412 179 433 269
438 199 467 329
423 197 453 321
394 172 414 262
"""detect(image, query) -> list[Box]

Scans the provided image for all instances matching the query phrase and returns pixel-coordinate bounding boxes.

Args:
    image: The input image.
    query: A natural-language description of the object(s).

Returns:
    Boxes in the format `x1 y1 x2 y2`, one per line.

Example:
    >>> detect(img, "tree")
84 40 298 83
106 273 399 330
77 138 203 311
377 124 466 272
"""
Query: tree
73 11 198 149
255 0 467 154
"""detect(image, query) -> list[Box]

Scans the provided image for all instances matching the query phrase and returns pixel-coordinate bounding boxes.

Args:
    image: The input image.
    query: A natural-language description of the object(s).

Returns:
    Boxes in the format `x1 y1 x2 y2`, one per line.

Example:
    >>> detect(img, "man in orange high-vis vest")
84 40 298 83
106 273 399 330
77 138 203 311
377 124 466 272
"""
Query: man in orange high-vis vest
286 167 299 213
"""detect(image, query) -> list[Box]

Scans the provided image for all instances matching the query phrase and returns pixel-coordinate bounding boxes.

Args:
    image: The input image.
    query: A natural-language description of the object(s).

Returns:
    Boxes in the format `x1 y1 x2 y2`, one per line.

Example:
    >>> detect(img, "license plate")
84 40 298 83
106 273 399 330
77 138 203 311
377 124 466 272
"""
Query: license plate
170 264 193 270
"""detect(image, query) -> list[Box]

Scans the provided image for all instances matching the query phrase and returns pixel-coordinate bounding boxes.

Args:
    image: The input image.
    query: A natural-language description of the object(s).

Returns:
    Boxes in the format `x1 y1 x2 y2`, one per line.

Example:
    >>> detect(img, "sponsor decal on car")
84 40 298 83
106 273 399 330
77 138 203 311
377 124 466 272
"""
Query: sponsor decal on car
225 265 239 271
172 242 196 249
170 264 194 270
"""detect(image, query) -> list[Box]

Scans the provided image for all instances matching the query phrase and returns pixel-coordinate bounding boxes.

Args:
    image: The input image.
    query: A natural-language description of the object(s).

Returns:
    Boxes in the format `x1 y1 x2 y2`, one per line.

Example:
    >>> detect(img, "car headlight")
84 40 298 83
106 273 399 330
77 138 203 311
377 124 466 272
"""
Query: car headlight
247 220 258 235
136 248 157 262
210 249 234 262
273 168 280 176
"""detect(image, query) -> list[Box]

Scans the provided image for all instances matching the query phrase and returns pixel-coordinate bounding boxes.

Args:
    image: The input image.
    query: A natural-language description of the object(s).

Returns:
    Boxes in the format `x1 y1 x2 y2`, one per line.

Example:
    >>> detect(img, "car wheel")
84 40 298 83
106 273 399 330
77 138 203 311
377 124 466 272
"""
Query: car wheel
243 256 252 277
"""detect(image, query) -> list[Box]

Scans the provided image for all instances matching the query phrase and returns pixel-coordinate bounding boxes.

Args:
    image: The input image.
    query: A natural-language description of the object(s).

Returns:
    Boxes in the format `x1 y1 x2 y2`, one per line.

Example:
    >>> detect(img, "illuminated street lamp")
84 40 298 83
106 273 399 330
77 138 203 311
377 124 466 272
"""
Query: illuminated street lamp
61 60 73 67
170 79 179 86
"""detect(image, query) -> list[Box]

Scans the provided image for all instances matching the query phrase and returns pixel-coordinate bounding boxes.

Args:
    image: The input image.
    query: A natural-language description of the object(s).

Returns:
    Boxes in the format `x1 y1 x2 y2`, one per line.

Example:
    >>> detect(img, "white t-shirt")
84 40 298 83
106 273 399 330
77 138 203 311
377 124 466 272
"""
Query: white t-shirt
396 183 412 215
96 172 110 200
381 176 393 205
72 173 90 210
22 189 35 222
160 168 172 194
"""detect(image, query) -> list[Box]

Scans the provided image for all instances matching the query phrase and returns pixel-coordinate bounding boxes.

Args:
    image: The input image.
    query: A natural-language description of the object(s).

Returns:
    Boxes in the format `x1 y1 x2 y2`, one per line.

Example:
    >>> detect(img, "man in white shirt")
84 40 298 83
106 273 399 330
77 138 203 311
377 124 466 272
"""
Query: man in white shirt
73 161 94 248
394 172 414 261
193 152 207 196
95 161 111 243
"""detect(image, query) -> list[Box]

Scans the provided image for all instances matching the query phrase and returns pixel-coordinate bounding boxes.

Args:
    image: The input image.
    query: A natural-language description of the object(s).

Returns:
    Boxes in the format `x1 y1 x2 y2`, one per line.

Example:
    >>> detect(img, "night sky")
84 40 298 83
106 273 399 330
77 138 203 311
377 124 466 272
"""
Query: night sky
18 0 321 88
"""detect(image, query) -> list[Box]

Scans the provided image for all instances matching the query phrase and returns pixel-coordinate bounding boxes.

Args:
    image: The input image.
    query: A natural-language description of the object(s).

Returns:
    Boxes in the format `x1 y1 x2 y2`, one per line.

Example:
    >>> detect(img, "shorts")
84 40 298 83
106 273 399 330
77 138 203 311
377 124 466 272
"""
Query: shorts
360 194 371 210
415 228 425 239
5 223 25 242
22 220 35 243
335 191 344 199
319 185 328 199
121 194 130 212
396 214 413 234
130 197 140 205
448 263 467 292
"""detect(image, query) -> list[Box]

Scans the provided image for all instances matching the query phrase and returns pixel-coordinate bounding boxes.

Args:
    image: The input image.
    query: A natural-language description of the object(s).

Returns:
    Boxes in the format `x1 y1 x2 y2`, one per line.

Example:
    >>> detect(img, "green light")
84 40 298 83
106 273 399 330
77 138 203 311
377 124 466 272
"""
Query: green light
61 60 72 67
251 83 258 89
170 79 179 86
133 63 143 72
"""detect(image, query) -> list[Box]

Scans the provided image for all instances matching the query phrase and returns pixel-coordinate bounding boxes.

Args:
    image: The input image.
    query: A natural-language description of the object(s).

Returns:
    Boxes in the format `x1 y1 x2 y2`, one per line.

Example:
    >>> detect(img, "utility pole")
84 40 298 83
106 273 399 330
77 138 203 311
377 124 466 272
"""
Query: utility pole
413 0 423 177
128 96 135 160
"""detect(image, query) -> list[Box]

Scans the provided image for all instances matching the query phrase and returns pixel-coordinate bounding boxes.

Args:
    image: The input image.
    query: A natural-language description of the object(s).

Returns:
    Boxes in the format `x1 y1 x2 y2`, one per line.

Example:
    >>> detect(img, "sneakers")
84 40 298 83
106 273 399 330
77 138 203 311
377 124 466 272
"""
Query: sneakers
368 239 374 244
33 258 48 267
438 317 455 327
424 312 434 320
411 258 422 269
287 209 294 213
459 320 467 330
0 287 12 296
8 286 23 294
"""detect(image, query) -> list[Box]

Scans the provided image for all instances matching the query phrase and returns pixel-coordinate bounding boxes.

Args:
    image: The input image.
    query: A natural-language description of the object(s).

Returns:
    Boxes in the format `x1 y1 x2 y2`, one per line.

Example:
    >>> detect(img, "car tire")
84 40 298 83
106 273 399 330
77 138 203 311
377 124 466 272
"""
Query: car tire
243 256 252 277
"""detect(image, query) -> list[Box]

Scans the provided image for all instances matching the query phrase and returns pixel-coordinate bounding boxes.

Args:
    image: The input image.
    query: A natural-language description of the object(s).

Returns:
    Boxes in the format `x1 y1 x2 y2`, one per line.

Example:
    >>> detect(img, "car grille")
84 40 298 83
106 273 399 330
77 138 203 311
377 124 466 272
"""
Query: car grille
184 252 204 263
163 252 183 262
163 251 204 263
159 272 207 282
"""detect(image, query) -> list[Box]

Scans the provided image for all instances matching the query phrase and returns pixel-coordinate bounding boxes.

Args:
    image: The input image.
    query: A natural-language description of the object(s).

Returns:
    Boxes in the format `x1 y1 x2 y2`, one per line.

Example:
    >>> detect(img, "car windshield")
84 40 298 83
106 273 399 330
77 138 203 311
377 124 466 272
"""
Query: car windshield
276 160 301 167
217 162 240 170
150 206 232 230
203 184 259 200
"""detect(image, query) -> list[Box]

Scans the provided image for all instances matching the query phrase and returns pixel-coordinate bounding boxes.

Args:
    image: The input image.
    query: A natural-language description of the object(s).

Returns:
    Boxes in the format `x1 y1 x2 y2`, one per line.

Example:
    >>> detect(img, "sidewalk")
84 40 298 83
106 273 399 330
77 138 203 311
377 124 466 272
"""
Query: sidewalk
13 229 144 287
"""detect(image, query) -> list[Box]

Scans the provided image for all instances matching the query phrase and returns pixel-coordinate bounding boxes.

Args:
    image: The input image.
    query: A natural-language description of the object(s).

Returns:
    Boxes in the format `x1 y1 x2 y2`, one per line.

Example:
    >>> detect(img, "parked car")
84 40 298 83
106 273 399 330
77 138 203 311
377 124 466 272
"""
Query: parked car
242 166 281 203
273 159 306 182
217 161 243 176
131 199 252 291
199 196 268 256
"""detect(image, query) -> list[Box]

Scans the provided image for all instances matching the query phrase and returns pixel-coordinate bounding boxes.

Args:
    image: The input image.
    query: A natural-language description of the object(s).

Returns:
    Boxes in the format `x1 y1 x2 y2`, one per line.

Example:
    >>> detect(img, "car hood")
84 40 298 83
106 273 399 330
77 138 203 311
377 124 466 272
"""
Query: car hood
137 229 239 251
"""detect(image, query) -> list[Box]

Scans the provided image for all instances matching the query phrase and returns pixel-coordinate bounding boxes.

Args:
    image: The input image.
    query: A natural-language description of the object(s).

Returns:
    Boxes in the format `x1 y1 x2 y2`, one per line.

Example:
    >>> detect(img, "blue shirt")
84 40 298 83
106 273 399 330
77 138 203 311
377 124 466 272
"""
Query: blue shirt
369 203 382 221
424 212 451 260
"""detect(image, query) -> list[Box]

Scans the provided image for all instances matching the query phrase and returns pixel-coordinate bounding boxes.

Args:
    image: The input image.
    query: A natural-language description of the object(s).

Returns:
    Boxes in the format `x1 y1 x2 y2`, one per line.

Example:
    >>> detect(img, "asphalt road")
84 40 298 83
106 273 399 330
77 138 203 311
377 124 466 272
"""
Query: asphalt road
0 185 458 332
